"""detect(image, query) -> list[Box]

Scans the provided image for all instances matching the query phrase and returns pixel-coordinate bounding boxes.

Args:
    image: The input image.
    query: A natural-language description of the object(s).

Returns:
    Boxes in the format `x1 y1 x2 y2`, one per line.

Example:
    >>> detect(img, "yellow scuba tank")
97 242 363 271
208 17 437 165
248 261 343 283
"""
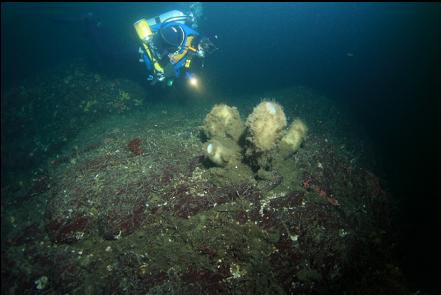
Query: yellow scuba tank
134 19 153 42
133 18 164 74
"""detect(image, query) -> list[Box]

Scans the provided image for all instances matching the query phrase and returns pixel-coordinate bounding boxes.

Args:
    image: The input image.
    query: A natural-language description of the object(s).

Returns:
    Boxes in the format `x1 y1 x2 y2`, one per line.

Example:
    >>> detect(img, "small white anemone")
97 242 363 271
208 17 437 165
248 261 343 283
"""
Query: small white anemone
207 143 214 154
35 276 48 290
265 102 277 115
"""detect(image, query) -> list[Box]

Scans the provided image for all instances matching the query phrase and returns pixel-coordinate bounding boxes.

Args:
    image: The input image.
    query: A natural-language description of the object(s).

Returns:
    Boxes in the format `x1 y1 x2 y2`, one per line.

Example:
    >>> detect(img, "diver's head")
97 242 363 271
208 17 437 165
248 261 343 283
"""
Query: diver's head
159 24 185 52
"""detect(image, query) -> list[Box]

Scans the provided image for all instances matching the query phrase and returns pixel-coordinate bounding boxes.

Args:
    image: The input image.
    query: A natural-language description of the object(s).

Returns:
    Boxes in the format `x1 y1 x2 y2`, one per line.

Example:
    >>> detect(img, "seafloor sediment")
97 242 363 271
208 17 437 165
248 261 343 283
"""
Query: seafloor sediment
1 62 410 294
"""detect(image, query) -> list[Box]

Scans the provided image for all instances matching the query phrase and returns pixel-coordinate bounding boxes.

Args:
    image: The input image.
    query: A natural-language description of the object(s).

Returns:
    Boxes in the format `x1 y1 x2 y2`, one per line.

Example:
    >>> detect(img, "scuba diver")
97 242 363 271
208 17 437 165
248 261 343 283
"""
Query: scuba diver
50 3 215 87
134 3 217 87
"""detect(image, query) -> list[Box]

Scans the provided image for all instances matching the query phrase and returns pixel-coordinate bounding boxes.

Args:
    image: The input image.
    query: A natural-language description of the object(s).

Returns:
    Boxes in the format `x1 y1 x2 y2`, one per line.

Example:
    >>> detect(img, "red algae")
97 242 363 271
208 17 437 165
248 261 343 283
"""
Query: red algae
128 138 143 156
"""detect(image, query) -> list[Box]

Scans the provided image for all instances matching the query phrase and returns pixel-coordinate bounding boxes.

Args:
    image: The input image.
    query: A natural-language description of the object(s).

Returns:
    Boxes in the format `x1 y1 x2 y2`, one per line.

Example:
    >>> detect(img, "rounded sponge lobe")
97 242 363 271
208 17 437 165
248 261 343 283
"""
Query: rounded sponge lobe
202 104 244 142
246 101 287 152
280 119 308 153
204 138 241 167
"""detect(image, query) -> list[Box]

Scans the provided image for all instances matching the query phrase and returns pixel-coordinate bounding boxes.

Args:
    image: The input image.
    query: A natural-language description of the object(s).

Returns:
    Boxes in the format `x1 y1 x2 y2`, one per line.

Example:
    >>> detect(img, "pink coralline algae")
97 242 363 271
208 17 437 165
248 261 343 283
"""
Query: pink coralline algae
303 175 340 206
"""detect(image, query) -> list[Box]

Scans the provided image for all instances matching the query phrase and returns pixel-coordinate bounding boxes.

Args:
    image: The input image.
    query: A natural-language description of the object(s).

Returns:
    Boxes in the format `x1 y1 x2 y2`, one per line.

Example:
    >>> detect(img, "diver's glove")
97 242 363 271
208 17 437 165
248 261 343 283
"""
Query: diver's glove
156 72 166 82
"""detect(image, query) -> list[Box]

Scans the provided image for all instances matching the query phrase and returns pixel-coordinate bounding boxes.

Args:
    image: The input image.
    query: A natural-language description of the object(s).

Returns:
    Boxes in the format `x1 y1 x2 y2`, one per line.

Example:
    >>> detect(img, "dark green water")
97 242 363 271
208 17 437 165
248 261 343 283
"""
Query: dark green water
2 3 440 294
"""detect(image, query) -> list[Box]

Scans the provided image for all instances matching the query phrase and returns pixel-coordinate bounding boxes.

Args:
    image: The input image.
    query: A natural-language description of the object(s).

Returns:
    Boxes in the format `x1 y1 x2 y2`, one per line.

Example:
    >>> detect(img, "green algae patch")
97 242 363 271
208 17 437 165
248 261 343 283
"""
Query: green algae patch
206 164 256 187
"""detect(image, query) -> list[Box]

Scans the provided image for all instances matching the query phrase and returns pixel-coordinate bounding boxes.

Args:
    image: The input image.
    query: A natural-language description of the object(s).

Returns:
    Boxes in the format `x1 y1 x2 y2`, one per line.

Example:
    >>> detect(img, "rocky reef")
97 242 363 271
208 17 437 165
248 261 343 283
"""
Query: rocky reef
2 70 410 294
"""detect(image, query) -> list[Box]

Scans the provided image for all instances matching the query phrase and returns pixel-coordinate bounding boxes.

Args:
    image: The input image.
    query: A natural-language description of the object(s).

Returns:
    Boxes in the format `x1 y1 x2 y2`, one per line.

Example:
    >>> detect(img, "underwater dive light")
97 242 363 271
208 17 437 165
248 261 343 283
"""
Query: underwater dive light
189 76 198 87
186 72 199 88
